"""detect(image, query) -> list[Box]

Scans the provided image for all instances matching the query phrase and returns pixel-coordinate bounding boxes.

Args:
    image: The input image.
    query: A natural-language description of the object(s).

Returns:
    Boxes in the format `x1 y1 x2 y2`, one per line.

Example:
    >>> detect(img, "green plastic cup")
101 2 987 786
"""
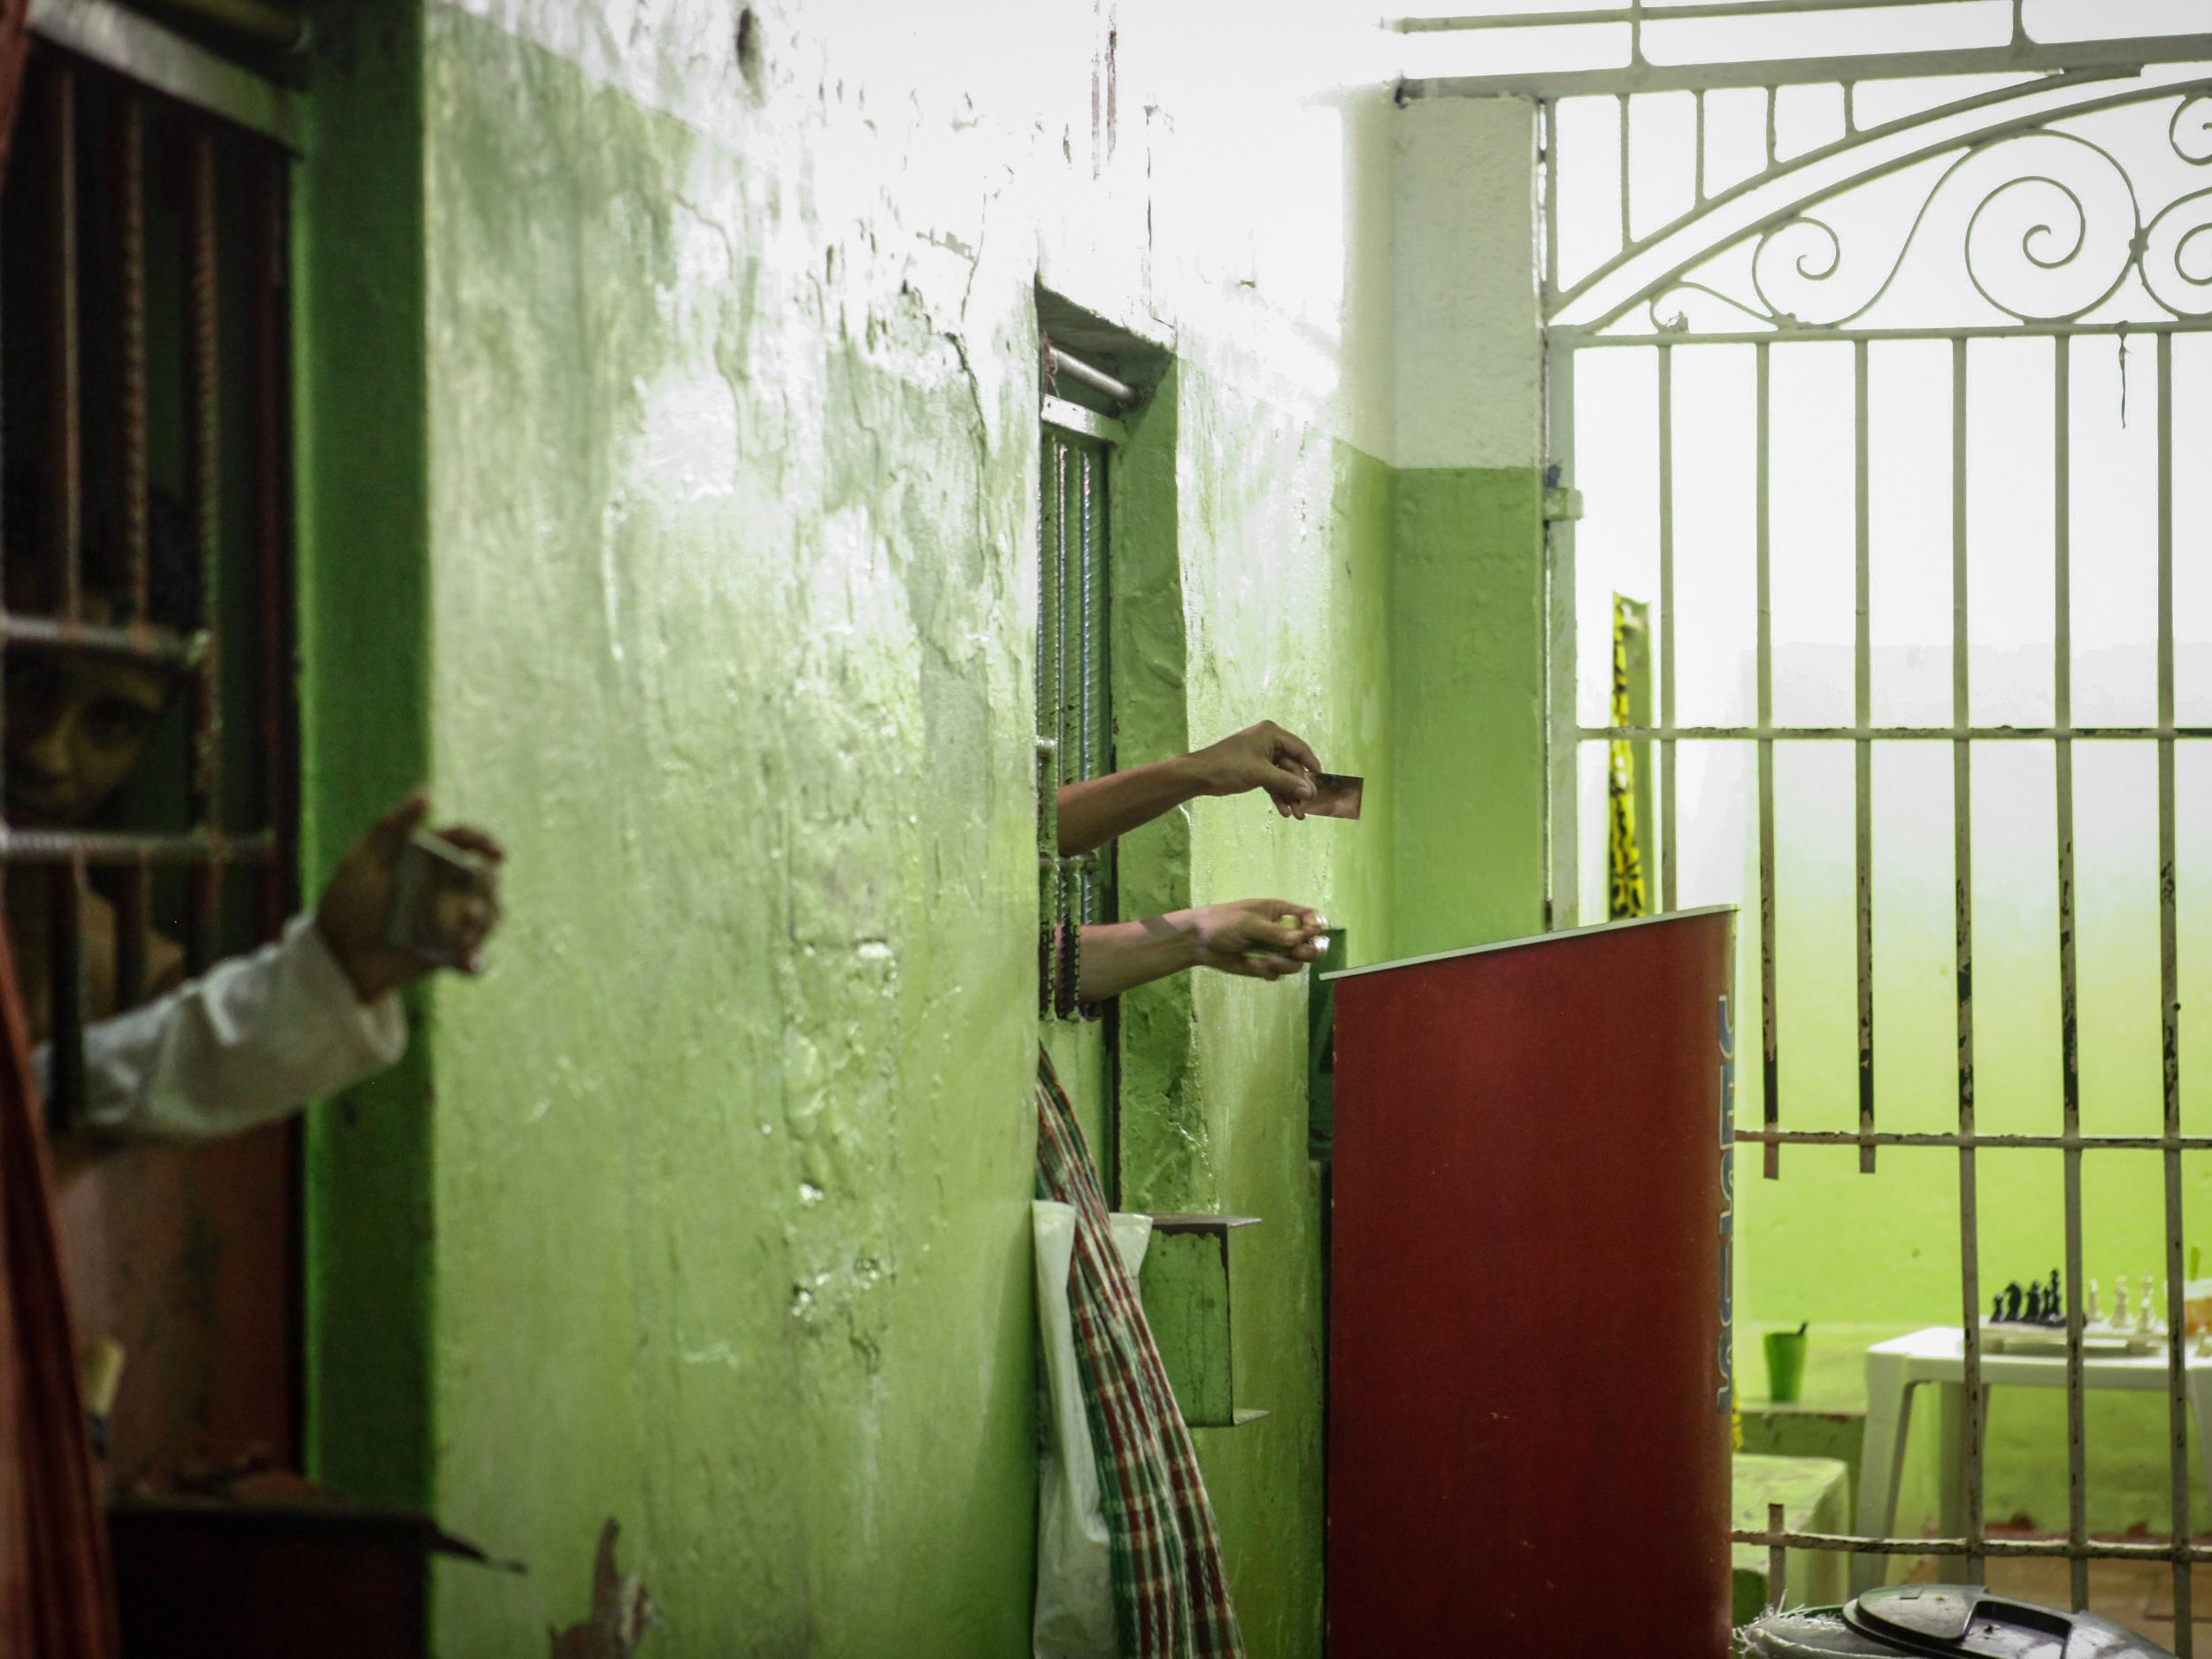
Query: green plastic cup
1763 1327 1809 1404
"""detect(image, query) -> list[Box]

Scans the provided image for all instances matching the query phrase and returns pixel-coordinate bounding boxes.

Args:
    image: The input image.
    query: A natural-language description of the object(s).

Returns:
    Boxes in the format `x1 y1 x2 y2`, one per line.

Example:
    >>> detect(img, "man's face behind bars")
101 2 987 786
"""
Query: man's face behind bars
4 603 175 829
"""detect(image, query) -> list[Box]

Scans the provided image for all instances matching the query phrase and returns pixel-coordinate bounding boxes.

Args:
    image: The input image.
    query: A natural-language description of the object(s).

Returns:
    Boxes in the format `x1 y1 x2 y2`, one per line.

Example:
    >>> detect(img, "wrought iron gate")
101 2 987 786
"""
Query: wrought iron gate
1515 38 2211 1640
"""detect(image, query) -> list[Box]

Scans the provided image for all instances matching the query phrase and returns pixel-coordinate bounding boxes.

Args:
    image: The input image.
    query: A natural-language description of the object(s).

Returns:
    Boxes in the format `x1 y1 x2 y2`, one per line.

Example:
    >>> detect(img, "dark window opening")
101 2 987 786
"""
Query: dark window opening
2 39 299 1487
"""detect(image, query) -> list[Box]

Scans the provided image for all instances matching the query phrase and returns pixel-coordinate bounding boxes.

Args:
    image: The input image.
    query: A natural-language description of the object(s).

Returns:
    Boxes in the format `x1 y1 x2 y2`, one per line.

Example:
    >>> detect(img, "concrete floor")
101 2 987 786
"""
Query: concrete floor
1904 1545 2212 1652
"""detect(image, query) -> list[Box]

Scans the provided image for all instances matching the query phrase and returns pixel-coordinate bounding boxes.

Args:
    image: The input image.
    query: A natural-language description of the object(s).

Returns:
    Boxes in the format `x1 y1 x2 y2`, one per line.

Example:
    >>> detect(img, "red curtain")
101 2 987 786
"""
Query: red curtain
0 0 24 184
2 924 119 1659
0 10 121 1653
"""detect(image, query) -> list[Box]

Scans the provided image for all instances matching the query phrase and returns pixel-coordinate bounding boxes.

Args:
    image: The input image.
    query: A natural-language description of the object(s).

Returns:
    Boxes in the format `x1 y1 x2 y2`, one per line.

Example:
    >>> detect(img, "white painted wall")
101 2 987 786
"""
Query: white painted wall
1392 95 1545 470
447 0 1408 459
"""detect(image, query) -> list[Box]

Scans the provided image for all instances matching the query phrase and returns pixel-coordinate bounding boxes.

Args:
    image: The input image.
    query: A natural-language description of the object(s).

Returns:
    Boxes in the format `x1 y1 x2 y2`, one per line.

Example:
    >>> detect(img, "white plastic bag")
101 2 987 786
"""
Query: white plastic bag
1033 1200 1153 1659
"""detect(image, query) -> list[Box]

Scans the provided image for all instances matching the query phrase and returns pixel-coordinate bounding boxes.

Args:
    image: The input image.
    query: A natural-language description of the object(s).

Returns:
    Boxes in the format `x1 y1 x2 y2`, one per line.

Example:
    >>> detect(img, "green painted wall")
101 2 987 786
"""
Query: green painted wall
411 10 1039 1651
1391 467 1549 956
295 0 437 1510
292 1 1558 1650
1110 364 1401 1655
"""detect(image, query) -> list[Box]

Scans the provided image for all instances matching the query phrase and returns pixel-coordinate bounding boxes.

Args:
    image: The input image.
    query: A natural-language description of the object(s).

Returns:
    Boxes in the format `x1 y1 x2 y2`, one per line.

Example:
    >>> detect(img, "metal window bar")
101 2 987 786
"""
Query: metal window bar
1756 342 1778 1181
249 141 295 941
1950 334 1986 1586
104 52 154 1014
183 122 223 974
1854 339 1873 1176
2155 328 2189 1640
1043 342 1139 414
2055 336 2088 1615
4 46 296 1123
1036 386 1118 1019
47 59 80 627
1584 726 2212 742
1037 423 1062 1014
1656 342 1676 915
1538 67 2212 1638
26 0 302 150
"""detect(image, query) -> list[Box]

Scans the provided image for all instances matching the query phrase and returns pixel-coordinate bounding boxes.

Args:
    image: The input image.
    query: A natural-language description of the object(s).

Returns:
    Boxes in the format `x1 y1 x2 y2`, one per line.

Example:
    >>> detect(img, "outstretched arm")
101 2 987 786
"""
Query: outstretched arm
1076 899 1325 1005
1056 721 1323 856
54 794 505 1141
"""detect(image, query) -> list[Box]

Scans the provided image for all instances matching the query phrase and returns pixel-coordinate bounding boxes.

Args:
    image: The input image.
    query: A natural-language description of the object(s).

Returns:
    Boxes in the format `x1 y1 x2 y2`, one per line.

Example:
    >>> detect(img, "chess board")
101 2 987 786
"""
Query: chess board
1978 1323 2155 1356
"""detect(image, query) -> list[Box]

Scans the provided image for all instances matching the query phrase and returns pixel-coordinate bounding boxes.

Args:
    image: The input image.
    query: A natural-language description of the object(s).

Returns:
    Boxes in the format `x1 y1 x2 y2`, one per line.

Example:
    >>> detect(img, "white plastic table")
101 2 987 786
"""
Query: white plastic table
1853 1325 2212 1595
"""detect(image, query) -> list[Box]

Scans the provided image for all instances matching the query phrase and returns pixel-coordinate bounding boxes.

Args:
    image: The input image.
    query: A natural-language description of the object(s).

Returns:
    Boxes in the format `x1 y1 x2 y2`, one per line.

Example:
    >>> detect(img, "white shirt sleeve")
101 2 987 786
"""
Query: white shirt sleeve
35 913 409 1141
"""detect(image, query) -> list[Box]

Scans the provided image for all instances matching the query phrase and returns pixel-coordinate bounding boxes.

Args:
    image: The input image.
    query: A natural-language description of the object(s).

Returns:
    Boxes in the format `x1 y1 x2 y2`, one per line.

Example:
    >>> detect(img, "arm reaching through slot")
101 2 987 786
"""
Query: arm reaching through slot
1056 720 1324 856
1075 900 1325 1005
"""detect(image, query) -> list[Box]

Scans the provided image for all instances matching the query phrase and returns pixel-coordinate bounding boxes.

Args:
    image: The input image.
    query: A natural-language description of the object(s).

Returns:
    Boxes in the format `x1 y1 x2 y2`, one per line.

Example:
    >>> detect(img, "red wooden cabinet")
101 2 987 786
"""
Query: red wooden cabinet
1325 909 1738 1658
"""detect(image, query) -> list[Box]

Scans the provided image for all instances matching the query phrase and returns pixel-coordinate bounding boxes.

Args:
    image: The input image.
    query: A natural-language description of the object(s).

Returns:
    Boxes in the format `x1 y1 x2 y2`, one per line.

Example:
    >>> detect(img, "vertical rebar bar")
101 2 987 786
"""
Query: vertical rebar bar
1855 339 1875 1174
113 90 155 1018
44 68 85 1124
249 146 294 940
1758 342 1780 1180
1658 343 1678 914
1062 444 1079 801
2154 330 2190 1655
1078 445 1094 791
50 65 81 626
113 90 148 626
1058 442 1079 947
1952 335 1985 1586
1037 432 1057 1013
2055 337 2089 1615
257 140 304 1450
183 127 223 973
1078 445 1095 926
1040 432 1063 1014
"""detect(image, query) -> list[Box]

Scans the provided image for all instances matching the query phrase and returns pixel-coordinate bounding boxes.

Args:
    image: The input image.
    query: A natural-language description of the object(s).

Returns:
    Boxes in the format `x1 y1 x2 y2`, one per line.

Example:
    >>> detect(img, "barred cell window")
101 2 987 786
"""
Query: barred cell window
1036 334 1138 1191
2 30 299 1480
1035 344 1124 1018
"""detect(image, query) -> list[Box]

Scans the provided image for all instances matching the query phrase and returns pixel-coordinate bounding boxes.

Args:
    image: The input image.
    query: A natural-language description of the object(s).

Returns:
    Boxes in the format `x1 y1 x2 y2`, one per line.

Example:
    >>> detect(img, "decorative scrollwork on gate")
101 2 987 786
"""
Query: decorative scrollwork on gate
1616 86 2212 336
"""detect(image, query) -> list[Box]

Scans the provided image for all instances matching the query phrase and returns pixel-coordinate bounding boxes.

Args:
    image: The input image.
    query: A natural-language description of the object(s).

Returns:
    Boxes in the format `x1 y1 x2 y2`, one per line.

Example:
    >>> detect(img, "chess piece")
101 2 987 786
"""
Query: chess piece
2116 1275 2132 1329
2139 1279 2158 1336
2003 1282 2024 1324
1991 1291 2007 1325
2048 1270 2064 1325
2025 1284 2046 1324
2088 1278 2102 1325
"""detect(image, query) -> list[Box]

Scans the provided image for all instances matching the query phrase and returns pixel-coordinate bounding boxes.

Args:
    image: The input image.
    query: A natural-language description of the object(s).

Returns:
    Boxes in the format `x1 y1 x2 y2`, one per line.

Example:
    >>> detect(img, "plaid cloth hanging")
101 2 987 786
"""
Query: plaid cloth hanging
1034 1051 1245 1659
